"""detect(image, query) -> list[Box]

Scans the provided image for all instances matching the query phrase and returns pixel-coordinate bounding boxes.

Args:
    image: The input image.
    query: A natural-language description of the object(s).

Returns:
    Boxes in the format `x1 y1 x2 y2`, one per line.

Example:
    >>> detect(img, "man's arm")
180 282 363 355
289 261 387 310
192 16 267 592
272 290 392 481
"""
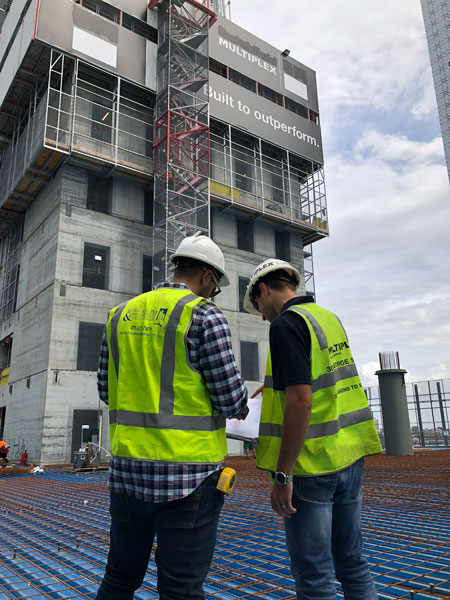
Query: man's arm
97 333 109 405
196 304 248 418
268 312 312 516
271 384 312 517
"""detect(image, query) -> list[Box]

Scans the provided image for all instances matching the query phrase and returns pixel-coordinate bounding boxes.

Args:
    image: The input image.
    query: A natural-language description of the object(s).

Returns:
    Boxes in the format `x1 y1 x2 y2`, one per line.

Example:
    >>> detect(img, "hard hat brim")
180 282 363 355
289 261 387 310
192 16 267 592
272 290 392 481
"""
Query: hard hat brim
170 251 230 286
243 289 261 316
243 259 301 316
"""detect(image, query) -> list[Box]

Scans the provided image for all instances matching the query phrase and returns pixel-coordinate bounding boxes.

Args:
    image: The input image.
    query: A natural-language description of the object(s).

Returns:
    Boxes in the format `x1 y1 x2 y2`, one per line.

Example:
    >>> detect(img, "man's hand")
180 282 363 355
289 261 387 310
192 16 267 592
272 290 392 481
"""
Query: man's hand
271 481 296 518
251 383 264 398
233 406 249 420
270 384 311 519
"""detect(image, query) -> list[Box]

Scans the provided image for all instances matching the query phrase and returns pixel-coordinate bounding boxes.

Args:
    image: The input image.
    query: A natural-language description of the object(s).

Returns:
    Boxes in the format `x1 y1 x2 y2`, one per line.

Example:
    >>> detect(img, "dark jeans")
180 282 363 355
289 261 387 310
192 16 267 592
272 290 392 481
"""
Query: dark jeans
96 471 224 600
284 458 378 600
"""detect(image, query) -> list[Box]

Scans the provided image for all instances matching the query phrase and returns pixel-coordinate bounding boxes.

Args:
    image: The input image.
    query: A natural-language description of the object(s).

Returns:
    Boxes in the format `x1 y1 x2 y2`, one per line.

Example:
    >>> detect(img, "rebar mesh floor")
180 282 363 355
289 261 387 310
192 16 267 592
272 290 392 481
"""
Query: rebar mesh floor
0 451 449 599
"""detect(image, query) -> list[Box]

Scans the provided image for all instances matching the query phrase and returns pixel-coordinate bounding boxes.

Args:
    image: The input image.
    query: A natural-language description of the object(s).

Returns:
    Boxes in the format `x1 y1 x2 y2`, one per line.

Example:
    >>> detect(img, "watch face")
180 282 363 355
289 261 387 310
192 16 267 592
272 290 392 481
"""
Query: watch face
275 472 286 484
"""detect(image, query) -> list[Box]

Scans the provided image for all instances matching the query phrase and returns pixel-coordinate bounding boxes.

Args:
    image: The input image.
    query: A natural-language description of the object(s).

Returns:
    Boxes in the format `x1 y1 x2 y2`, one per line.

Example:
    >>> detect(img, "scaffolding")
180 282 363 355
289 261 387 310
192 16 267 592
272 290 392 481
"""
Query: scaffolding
0 48 154 238
0 216 23 325
209 125 328 243
151 0 216 285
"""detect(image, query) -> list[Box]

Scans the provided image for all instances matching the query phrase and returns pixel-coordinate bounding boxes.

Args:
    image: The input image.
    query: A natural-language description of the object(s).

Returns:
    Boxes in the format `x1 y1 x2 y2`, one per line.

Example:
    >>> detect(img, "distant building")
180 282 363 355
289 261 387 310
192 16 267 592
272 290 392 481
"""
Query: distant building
0 0 327 463
421 0 450 183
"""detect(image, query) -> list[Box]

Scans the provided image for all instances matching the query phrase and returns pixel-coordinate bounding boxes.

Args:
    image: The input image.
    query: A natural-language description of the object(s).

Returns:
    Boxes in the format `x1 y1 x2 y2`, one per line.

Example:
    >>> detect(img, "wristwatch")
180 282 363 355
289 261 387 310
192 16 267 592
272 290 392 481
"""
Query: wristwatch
274 471 293 485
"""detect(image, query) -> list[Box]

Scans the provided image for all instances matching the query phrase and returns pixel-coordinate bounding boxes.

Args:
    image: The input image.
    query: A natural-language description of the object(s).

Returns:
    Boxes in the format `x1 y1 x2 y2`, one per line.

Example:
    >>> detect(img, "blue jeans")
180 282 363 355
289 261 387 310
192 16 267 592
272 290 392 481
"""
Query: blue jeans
284 458 378 600
96 471 224 600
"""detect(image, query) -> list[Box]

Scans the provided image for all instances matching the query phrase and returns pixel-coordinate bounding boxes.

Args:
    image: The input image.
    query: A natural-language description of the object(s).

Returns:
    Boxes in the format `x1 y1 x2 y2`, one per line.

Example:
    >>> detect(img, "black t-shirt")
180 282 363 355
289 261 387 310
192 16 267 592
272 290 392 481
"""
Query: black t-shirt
269 296 314 391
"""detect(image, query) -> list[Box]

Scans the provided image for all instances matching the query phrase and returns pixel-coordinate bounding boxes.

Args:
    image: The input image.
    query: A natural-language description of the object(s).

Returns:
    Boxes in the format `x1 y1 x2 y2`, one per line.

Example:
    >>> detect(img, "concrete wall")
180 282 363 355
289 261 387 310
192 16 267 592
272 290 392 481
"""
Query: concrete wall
43 164 153 462
0 369 47 463
43 369 107 464
0 169 63 461
1 161 307 463
0 0 37 109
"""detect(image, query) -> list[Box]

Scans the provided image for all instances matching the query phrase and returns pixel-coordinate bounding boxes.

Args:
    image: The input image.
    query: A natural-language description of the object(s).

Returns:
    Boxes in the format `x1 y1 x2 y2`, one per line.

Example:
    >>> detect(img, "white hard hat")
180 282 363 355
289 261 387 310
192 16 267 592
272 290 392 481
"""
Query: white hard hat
170 232 230 286
243 259 301 315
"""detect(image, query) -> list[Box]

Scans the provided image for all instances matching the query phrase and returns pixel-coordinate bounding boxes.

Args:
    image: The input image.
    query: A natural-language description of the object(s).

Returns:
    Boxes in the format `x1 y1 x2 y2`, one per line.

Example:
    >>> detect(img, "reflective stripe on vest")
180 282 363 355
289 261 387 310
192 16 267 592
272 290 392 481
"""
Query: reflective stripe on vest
109 410 224 431
289 306 328 350
264 355 359 394
259 406 374 439
109 293 224 432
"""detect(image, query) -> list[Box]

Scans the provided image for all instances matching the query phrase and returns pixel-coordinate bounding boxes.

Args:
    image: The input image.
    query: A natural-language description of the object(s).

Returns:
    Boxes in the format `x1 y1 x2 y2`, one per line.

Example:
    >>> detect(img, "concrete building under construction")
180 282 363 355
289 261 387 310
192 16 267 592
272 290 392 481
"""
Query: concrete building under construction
0 0 327 464
421 0 450 184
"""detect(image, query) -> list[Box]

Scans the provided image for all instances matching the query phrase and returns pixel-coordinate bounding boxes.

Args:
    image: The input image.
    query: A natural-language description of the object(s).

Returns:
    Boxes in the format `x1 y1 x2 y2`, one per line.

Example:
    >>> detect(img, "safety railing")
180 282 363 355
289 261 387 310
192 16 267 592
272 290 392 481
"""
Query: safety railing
365 378 450 448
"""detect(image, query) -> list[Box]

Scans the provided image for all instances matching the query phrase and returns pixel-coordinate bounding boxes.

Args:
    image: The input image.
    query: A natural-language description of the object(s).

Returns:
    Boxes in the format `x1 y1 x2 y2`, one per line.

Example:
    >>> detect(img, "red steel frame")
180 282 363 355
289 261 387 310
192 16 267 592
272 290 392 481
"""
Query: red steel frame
153 110 210 175
148 0 217 25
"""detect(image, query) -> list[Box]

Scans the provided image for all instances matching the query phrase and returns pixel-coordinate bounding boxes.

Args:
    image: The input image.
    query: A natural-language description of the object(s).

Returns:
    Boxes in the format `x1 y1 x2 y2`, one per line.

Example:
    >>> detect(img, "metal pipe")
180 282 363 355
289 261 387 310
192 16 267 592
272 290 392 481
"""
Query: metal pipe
377 366 413 456
437 381 448 446
414 384 425 447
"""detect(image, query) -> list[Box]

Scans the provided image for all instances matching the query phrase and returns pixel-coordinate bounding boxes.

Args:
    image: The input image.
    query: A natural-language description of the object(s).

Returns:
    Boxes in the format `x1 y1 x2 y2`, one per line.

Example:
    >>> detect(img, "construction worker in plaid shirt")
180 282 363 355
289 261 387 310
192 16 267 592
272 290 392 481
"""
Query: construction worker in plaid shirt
96 233 248 600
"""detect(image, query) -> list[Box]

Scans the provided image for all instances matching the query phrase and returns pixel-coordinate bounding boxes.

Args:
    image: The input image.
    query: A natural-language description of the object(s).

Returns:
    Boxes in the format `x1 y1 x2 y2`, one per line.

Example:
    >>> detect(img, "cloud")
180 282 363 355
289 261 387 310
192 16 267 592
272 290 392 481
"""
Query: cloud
354 131 445 167
359 362 380 387
230 2 450 384
314 128 450 382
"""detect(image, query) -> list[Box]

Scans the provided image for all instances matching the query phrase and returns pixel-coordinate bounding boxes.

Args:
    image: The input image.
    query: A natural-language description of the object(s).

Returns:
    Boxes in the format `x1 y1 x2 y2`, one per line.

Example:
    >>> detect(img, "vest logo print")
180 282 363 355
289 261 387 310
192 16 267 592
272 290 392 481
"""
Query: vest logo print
328 341 349 355
122 308 169 325
155 308 168 327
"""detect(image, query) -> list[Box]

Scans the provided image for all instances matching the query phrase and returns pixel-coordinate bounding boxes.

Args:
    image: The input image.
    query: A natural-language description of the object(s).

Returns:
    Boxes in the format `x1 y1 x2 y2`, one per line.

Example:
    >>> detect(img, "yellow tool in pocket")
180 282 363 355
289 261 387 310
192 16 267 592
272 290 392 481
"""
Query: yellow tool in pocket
216 467 236 495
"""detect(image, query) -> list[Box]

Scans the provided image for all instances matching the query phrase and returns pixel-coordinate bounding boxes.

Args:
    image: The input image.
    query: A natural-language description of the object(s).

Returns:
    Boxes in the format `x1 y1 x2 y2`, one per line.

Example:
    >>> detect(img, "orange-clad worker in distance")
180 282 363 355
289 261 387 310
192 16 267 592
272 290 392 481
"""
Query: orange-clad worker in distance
0 441 10 467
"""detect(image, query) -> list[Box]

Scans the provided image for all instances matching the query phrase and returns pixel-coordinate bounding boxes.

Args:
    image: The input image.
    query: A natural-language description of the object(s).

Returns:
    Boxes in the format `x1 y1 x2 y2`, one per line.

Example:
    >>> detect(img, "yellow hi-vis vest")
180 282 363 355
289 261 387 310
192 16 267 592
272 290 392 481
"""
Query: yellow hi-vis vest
256 303 382 476
106 288 227 464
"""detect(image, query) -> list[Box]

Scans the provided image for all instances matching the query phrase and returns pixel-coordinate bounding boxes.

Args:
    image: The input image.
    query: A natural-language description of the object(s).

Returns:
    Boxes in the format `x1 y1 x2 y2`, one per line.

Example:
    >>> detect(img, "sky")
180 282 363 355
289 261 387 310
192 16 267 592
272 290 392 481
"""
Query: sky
231 0 450 387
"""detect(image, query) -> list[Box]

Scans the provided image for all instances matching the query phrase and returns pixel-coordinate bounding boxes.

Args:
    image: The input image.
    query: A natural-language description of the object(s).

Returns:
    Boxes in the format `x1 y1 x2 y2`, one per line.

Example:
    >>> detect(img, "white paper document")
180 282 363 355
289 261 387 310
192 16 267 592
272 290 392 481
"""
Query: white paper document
226 395 262 441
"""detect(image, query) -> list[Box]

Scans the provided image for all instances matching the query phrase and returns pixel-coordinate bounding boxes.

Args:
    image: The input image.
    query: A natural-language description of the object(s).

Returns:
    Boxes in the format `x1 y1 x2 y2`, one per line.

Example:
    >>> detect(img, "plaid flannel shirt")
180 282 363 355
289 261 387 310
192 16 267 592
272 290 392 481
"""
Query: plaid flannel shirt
97 282 248 502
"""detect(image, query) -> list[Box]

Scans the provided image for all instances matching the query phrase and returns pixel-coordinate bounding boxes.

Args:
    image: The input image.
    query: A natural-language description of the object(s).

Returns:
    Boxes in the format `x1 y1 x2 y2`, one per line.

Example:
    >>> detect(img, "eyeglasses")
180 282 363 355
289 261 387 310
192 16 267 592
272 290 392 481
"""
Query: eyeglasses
210 270 221 298
205 269 221 298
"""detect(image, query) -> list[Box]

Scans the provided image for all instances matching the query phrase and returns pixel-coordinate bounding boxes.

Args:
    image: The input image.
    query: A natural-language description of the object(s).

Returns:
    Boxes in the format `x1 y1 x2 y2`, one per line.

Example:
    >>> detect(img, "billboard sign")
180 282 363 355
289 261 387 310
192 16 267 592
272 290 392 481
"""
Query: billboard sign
36 0 151 87
207 73 323 164
209 17 319 112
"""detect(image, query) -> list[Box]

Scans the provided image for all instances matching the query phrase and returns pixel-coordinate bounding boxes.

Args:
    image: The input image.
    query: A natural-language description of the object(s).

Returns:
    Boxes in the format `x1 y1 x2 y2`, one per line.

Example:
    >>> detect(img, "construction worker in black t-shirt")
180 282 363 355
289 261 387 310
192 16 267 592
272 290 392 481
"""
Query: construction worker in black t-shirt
244 258 381 600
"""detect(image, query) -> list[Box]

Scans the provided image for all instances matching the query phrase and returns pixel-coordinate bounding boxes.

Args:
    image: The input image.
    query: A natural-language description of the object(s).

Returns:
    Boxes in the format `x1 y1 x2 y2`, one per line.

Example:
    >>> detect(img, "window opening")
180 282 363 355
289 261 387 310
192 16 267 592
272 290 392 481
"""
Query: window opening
87 174 112 214
142 256 153 293
144 186 154 226
0 336 12 370
122 13 158 42
210 59 227 78
285 97 308 118
237 219 254 253
82 244 110 290
0 406 5 439
240 341 259 381
258 83 283 106
275 231 290 262
309 110 319 124
229 68 256 93
77 322 105 371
